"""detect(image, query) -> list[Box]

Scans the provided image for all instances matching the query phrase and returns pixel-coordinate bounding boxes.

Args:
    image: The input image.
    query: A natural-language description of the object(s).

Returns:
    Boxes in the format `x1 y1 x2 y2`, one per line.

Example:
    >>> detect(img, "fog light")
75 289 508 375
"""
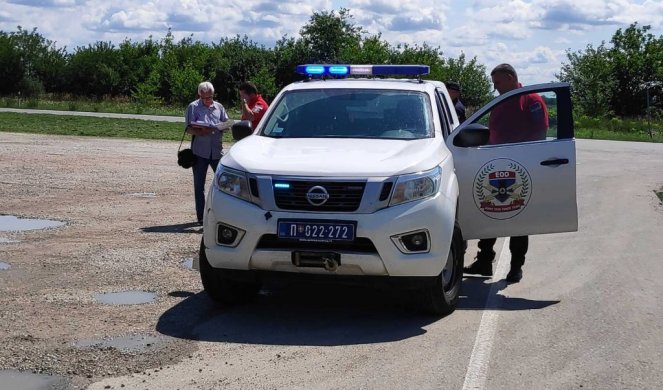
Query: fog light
216 223 245 247
391 229 431 254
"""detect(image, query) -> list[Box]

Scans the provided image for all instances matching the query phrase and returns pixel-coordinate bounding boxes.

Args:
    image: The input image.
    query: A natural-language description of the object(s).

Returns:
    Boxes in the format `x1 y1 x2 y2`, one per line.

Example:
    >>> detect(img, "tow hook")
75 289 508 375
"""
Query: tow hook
323 257 339 272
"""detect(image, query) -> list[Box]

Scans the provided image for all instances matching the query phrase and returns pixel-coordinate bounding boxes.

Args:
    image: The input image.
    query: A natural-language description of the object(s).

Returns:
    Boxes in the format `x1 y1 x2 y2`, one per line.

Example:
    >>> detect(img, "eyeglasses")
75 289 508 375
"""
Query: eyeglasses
200 94 214 100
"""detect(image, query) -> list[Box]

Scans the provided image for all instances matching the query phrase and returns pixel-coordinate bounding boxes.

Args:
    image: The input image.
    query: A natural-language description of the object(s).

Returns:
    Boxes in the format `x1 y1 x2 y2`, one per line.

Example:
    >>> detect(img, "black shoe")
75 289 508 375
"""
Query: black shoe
506 267 522 283
463 260 493 276
197 219 203 226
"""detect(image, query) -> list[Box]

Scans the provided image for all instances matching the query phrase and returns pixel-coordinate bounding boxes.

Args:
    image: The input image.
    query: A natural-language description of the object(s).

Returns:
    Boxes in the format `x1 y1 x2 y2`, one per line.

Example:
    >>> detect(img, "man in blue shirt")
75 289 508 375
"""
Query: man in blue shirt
185 81 229 224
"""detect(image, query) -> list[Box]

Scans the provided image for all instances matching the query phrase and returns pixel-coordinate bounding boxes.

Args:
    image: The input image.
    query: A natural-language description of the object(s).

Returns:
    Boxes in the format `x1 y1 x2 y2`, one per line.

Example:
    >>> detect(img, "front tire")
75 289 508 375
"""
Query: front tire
199 239 259 305
420 223 465 315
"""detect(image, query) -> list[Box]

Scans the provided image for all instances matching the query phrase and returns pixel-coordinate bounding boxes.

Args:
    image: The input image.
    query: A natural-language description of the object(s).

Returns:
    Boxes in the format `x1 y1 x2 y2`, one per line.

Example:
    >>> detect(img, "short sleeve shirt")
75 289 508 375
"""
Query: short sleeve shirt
242 94 269 130
488 88 548 145
185 99 228 160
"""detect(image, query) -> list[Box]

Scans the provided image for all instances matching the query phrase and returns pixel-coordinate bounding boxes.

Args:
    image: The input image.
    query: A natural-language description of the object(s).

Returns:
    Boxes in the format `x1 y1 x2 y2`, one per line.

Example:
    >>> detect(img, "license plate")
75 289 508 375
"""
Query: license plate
277 219 356 242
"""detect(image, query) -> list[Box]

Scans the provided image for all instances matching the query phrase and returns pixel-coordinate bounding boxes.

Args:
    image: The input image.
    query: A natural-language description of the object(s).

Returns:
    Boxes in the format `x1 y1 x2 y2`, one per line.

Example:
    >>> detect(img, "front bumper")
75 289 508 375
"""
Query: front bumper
202 189 455 277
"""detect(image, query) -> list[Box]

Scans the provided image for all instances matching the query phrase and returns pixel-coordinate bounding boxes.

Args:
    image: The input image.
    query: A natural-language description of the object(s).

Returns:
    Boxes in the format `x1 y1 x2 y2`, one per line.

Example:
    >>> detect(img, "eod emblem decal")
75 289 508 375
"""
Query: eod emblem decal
473 159 531 220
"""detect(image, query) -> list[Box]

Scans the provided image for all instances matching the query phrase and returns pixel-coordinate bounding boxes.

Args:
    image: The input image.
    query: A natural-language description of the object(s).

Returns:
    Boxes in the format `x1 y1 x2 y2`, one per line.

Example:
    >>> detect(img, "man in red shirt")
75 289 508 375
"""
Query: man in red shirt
464 63 549 283
239 81 269 130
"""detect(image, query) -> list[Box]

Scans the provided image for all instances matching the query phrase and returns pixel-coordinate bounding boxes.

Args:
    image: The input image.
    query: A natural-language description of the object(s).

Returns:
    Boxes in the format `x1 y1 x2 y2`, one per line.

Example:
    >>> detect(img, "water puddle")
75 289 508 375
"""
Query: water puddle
0 261 10 270
0 215 65 232
181 257 194 270
95 291 156 305
74 334 165 353
127 192 157 198
0 369 66 390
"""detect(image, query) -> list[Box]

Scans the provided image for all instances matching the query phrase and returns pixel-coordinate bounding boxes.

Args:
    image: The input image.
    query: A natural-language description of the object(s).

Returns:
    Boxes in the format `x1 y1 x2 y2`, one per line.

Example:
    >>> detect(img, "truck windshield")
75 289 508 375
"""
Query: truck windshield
261 89 434 139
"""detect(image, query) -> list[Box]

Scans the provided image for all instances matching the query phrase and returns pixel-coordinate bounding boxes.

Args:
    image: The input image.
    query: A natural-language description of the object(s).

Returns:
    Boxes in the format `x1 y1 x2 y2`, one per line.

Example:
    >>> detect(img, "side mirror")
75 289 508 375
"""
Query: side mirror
231 120 252 141
453 123 489 147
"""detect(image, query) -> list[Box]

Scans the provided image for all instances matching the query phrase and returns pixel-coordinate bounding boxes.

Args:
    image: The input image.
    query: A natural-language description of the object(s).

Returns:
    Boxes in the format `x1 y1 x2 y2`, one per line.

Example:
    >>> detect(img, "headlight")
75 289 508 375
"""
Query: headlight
389 167 441 206
215 166 252 202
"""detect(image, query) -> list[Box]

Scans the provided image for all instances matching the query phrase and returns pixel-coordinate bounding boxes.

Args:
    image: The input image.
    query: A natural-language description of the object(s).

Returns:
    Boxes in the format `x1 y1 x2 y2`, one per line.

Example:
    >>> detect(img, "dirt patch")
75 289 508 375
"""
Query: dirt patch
0 132 205 388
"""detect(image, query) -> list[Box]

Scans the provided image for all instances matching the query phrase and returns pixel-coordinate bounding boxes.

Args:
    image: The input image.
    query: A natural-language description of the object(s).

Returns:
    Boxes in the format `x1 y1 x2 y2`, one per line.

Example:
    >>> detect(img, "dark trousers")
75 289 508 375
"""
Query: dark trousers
477 236 528 267
192 156 220 222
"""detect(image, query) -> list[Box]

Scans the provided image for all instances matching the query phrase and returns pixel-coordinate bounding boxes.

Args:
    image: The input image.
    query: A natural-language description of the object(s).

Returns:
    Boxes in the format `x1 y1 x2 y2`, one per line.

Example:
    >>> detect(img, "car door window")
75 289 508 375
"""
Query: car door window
462 86 573 146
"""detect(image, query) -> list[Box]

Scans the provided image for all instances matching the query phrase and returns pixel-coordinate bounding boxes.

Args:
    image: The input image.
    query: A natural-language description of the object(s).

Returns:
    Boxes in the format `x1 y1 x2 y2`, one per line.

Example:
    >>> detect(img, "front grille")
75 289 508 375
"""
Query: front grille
273 181 365 212
256 234 378 253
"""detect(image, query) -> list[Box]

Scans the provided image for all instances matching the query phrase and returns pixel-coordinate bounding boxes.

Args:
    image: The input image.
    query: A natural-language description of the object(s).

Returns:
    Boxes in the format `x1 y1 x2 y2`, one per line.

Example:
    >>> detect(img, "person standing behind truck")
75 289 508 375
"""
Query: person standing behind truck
185 81 229 225
445 81 466 122
239 81 269 130
463 63 549 283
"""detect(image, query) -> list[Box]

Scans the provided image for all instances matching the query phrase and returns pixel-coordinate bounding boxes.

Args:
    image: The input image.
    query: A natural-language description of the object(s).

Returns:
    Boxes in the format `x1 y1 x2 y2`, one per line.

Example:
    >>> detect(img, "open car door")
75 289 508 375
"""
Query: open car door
447 83 578 240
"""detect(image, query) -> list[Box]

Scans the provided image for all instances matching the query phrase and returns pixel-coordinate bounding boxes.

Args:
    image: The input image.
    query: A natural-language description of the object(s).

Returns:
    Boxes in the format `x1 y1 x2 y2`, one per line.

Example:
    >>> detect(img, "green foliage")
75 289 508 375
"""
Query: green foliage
169 64 204 106
436 53 493 108
574 113 662 141
66 41 122 98
0 32 23 94
0 9 495 111
558 23 663 119
300 8 362 63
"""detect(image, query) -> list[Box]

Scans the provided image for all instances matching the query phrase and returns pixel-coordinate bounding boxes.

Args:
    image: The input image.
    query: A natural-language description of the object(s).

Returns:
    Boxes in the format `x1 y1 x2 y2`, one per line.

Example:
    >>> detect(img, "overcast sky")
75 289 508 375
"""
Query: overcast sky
1 0 661 85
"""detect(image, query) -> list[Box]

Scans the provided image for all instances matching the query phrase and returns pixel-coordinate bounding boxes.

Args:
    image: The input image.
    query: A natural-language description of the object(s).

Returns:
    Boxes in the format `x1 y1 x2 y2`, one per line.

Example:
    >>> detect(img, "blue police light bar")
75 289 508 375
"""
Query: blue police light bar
296 64 429 77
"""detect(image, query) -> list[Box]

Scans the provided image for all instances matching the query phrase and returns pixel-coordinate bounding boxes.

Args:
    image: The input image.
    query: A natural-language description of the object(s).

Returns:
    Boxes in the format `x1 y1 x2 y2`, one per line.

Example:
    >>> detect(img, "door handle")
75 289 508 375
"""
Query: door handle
540 158 569 166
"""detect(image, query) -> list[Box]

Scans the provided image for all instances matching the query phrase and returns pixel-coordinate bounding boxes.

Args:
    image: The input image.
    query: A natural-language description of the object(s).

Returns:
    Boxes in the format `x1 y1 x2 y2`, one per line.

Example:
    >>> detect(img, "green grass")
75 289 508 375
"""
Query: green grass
0 109 661 144
575 128 663 142
0 96 242 119
0 112 234 143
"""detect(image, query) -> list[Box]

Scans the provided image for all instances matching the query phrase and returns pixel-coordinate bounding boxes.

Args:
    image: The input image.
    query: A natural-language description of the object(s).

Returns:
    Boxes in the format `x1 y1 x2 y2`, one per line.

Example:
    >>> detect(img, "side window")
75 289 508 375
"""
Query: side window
435 92 451 138
470 89 570 145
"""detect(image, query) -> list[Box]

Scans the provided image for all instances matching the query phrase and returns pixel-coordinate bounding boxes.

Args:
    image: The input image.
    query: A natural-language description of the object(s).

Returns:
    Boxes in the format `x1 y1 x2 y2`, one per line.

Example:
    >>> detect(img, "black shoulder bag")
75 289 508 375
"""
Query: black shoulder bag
177 127 196 169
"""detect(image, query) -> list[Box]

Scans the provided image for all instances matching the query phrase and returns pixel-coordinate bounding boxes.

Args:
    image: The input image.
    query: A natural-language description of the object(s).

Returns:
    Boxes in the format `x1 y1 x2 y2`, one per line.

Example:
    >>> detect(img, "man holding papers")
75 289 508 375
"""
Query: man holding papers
184 81 230 225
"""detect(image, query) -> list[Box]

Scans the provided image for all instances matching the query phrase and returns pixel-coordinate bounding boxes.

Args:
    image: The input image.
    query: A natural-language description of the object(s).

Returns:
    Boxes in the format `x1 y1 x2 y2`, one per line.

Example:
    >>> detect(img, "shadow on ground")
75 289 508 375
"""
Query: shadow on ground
157 283 434 346
458 276 560 310
157 276 560 346
141 222 201 234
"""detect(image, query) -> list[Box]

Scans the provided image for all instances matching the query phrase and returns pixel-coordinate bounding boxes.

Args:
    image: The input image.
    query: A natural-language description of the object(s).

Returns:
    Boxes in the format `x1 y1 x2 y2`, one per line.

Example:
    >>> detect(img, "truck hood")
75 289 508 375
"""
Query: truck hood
223 136 449 177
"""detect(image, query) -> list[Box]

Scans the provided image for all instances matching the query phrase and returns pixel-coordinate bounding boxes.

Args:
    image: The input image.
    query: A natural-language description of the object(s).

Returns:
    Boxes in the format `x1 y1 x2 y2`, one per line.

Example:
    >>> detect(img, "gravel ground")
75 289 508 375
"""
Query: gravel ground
0 132 206 389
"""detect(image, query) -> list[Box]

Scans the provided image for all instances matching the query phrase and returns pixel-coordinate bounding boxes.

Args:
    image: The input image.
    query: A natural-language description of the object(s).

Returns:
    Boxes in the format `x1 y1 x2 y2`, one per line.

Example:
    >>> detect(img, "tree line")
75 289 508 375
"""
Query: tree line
557 23 662 118
0 9 660 119
0 9 493 109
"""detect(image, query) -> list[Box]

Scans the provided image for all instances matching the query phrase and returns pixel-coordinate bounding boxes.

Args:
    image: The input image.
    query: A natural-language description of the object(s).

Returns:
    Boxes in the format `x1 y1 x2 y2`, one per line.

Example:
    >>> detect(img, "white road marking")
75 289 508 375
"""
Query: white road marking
461 238 509 390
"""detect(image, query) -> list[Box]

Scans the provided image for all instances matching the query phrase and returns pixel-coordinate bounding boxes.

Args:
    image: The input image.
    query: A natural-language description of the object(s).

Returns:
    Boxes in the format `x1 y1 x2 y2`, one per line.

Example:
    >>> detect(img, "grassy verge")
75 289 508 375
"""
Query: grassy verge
575 128 662 143
0 96 242 119
656 188 663 203
0 111 660 143
0 112 234 143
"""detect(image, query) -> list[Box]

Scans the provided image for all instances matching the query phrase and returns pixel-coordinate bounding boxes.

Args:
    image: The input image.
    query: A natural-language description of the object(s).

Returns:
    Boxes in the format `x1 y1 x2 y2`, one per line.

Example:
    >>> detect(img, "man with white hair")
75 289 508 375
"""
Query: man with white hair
185 81 229 225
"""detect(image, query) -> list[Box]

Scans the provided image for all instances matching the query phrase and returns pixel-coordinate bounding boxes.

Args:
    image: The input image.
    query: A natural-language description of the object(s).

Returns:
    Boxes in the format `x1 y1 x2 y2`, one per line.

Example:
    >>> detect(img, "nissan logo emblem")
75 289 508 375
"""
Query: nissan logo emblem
306 185 330 206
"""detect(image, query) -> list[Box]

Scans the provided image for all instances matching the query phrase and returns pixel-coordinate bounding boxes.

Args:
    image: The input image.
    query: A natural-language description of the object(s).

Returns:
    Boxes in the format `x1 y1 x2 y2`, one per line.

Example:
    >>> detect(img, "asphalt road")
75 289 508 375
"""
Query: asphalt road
88 139 661 389
1 112 662 389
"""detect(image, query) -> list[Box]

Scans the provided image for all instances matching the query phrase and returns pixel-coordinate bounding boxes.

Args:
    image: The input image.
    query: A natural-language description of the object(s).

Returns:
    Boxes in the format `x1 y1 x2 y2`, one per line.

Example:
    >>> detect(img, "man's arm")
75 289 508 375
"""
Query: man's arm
241 99 254 121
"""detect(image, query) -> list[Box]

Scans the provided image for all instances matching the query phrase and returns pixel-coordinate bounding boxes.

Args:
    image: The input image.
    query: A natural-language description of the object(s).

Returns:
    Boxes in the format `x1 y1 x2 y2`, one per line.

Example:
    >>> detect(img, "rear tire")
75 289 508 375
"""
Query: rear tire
199 239 259 305
420 222 465 316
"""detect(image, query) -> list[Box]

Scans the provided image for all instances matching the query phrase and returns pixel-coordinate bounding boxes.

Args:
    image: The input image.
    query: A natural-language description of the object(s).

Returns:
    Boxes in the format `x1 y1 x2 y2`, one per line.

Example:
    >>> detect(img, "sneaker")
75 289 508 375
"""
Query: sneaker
506 267 523 283
463 260 493 276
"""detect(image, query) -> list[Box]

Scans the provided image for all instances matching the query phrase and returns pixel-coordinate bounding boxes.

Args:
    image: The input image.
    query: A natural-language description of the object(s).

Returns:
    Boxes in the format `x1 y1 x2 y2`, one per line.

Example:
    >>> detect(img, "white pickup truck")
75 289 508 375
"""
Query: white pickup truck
197 64 578 315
